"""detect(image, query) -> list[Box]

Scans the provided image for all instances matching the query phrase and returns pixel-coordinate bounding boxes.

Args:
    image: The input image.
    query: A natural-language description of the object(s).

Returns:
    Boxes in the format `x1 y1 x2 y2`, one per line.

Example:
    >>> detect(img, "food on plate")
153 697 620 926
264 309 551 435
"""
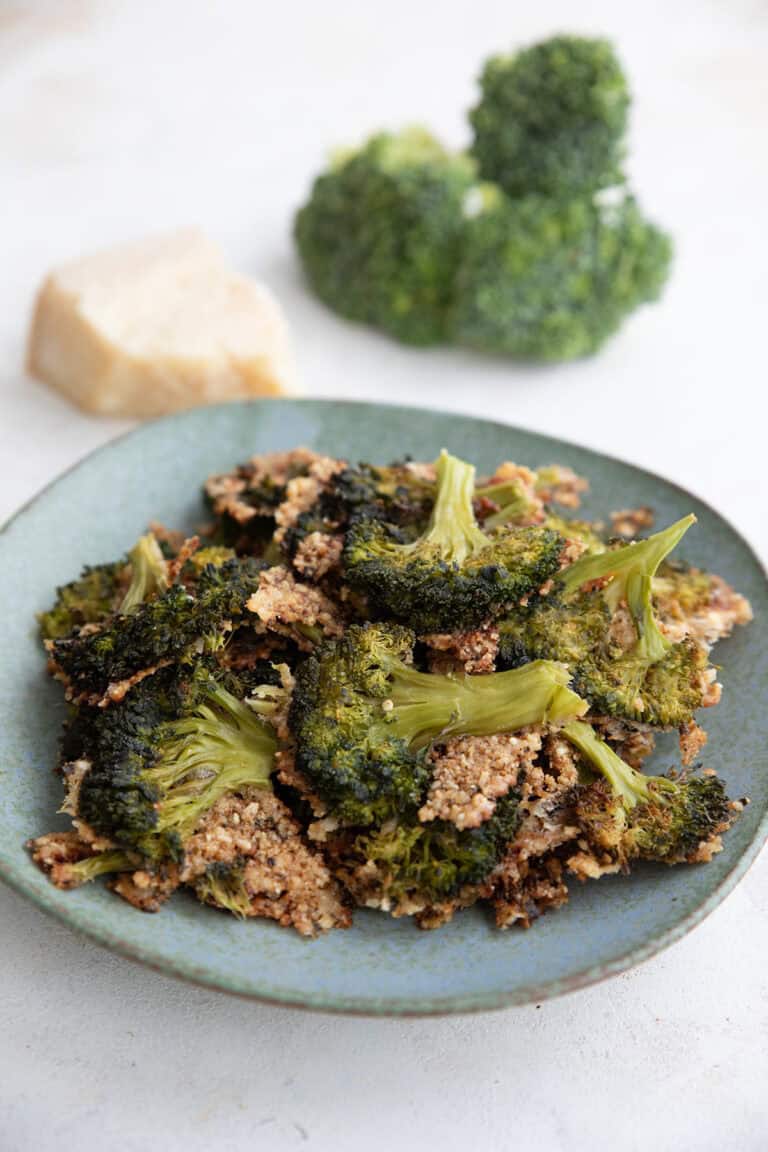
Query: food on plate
29 447 752 936
295 35 671 360
27 231 294 417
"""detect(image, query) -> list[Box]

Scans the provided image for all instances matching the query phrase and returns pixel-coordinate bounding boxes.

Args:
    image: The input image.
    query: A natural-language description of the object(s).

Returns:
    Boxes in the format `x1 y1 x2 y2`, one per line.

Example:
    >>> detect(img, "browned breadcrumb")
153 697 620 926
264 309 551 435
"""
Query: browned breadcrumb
46 652 174 708
415 884 490 930
535 465 588 509
189 789 351 936
111 867 180 912
165 535 200 584
204 448 325 524
566 849 623 881
147 521 187 553
699 666 722 708
591 717 656 769
247 566 343 650
657 573 753 647
27 830 94 889
419 731 538 830
422 623 499 676
493 855 569 929
476 462 545 524
608 603 638 650
292 531 344 580
273 455 346 544
679 720 708 767
558 536 590 569
610 506 655 538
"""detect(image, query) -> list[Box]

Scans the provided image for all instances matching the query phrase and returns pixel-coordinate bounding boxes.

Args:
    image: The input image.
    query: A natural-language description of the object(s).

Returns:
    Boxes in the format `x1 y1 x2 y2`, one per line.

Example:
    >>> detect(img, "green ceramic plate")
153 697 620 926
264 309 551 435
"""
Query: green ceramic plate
1 399 765 1015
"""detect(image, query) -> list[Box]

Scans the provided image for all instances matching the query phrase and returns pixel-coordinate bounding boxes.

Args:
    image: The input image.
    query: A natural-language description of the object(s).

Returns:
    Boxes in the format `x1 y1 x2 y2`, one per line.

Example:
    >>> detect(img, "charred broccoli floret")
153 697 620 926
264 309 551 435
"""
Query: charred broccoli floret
344 791 521 908
499 516 711 726
343 450 564 632
451 187 672 361
71 662 276 863
38 560 124 640
50 556 263 700
469 35 629 198
290 622 587 827
564 720 731 864
294 128 476 345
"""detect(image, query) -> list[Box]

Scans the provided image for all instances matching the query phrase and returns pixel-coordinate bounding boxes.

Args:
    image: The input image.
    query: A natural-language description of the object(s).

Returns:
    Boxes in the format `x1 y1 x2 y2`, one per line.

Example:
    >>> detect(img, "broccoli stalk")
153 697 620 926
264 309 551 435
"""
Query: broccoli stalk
290 622 587 826
195 867 253 918
343 450 564 632
563 720 731 863
561 514 696 662
119 532 169 612
49 849 139 890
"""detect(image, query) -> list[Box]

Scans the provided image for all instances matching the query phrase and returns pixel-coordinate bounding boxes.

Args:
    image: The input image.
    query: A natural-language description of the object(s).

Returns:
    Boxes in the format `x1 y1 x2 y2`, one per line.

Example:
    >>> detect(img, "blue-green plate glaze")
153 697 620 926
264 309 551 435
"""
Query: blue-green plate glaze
1 400 766 1015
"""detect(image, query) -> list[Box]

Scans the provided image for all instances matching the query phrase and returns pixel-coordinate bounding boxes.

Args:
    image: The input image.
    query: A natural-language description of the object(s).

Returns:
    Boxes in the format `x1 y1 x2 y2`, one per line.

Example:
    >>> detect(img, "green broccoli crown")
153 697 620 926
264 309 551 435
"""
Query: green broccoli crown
499 516 707 726
350 790 521 907
74 662 276 862
38 560 124 641
451 189 673 361
51 556 263 699
469 35 630 198
294 127 476 345
290 621 587 827
343 450 565 632
564 721 731 863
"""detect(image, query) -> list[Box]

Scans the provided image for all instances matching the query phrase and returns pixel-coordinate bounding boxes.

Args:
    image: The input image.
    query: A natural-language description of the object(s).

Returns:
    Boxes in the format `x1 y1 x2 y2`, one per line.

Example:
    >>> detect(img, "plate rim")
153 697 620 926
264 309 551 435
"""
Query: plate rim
2 396 766 1016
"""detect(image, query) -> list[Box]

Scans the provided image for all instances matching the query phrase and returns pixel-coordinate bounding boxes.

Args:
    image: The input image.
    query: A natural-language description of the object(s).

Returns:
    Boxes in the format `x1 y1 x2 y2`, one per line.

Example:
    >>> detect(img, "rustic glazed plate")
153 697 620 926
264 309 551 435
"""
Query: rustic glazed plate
1 399 766 1014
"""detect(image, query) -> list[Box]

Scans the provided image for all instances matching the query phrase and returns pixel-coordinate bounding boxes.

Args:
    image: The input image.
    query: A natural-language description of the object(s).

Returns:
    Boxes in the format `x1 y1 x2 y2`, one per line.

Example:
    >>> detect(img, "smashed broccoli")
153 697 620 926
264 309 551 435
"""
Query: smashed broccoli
499 516 710 726
564 720 731 864
343 450 564 632
290 622 586 827
71 662 276 863
469 35 629 198
38 561 124 641
451 187 672 360
294 128 475 344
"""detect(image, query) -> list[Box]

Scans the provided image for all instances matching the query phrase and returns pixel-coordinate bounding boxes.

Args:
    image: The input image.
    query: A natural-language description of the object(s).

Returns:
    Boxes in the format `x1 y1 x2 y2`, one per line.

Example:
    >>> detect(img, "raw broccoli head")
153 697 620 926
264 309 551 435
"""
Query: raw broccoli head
469 35 630 198
499 516 709 726
72 662 276 863
38 561 125 641
294 128 476 345
290 621 587 827
565 721 731 864
343 450 564 632
451 187 672 361
50 556 263 700
344 791 521 909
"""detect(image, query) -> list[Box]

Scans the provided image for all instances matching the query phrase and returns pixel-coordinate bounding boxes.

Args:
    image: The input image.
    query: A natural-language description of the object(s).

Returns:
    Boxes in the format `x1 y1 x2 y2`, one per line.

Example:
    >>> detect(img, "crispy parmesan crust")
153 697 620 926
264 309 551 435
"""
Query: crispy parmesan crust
420 730 540 830
247 566 344 649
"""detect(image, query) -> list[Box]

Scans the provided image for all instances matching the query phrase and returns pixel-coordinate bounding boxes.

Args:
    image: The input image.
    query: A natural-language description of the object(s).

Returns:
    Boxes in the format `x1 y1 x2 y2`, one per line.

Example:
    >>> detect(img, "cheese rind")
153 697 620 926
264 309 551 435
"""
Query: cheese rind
27 231 296 417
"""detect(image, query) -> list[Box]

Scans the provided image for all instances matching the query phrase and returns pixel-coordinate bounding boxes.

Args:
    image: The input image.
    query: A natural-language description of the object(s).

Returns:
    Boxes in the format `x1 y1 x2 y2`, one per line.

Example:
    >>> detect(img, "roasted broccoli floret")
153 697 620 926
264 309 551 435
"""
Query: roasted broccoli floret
343 450 564 632
50 556 263 700
38 561 124 640
342 791 521 908
70 662 276 863
294 128 476 345
499 516 711 726
469 35 630 198
451 187 672 361
290 622 587 827
564 720 731 864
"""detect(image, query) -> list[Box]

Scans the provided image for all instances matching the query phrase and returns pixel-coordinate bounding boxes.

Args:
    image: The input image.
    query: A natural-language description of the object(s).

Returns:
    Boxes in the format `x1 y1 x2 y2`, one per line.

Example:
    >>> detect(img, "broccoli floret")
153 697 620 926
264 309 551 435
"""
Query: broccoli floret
38 561 124 641
294 128 476 345
290 622 587 827
470 35 630 198
345 791 521 908
499 516 710 726
564 720 731 864
50 556 263 700
47 849 139 889
119 532 169 612
343 450 564 632
195 866 253 918
451 187 672 361
72 662 276 863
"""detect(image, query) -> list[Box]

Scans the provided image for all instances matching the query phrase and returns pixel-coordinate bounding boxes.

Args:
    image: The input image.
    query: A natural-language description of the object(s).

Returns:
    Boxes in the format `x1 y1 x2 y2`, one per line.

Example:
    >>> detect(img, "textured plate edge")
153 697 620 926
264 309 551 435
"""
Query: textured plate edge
1 396 766 1016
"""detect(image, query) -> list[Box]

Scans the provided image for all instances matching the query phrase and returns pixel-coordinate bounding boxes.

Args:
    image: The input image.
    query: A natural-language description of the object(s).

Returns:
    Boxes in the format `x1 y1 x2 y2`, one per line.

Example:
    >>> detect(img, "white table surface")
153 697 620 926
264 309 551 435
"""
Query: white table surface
1 3 767 1149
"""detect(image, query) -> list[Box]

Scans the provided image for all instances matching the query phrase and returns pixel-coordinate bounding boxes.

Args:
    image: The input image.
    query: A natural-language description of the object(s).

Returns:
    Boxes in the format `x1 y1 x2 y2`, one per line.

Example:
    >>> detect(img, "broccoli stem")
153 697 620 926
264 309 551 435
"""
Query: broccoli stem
560 515 696 663
66 850 138 886
408 450 490 563
387 659 588 749
563 720 655 808
143 682 276 844
196 867 252 918
120 533 169 612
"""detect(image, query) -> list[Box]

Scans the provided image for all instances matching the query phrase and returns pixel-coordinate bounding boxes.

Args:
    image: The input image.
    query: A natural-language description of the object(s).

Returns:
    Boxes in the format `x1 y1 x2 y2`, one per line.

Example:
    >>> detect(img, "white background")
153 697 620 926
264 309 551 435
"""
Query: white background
1 2 767 1149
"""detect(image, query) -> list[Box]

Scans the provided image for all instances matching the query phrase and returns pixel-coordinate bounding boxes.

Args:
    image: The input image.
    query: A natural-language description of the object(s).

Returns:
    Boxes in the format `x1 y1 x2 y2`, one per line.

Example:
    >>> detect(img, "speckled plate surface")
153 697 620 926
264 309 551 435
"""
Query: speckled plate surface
1 399 766 1015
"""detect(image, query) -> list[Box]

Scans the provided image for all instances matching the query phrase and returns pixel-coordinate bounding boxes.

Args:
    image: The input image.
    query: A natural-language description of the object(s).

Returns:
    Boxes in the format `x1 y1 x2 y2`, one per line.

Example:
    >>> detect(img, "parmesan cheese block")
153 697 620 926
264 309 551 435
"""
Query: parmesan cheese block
27 231 296 417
